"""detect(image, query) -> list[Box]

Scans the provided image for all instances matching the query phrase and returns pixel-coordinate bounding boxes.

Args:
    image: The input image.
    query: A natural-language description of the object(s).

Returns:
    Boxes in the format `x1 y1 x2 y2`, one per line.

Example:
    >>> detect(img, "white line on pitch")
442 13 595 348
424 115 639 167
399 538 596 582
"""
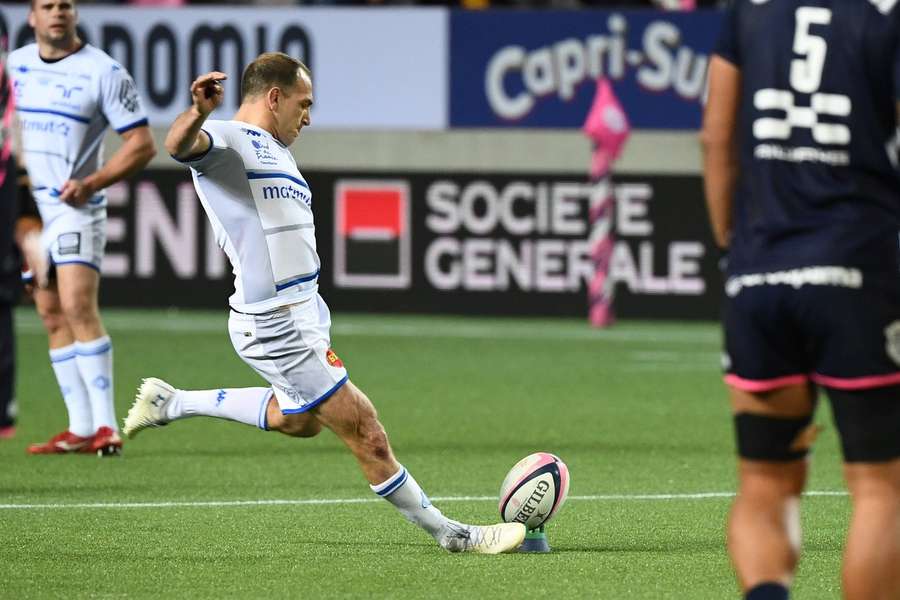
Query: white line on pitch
0 491 848 511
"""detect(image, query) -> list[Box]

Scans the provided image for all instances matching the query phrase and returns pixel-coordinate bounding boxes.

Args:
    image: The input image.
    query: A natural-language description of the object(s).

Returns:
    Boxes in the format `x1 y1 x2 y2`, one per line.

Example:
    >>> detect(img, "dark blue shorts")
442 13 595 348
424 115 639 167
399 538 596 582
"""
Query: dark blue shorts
723 267 900 392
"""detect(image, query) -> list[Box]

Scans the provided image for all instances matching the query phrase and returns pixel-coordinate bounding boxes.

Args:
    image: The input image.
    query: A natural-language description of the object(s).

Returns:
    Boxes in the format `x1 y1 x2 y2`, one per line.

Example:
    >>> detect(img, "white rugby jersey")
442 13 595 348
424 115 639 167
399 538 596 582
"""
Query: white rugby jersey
7 43 148 221
182 120 320 314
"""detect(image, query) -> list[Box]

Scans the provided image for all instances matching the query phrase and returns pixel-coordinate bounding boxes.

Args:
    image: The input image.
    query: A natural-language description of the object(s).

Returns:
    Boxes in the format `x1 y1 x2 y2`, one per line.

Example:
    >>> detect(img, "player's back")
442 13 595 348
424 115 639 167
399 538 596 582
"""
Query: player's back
716 0 900 275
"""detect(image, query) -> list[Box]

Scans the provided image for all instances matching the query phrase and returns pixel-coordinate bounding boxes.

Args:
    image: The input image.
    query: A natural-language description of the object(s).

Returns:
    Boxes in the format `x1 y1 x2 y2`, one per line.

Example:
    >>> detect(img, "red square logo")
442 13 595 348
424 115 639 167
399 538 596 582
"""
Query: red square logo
334 180 411 289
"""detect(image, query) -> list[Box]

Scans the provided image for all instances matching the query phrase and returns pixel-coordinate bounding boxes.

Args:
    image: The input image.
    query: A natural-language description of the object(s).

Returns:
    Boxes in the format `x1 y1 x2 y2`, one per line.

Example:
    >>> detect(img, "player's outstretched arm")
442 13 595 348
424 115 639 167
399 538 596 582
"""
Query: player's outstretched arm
165 71 227 161
701 55 741 251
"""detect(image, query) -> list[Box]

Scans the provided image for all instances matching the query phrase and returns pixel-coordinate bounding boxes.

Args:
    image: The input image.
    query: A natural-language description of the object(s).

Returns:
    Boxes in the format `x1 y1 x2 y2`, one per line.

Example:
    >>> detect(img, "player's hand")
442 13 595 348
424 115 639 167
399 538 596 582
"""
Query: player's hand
59 178 97 206
191 72 227 117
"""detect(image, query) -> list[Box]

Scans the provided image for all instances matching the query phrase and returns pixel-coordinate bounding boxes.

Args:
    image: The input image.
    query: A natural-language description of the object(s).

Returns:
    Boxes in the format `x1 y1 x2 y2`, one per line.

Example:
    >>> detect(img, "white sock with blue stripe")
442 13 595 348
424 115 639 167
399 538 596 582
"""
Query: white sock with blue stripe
50 344 93 437
370 466 448 538
165 387 271 430
74 336 117 432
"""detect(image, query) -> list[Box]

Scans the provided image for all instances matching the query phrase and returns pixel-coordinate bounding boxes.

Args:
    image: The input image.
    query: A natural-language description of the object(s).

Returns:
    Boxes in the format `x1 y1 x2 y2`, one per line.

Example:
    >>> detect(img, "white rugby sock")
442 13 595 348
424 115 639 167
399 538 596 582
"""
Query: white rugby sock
74 336 117 432
165 387 271 430
371 466 448 538
50 345 93 437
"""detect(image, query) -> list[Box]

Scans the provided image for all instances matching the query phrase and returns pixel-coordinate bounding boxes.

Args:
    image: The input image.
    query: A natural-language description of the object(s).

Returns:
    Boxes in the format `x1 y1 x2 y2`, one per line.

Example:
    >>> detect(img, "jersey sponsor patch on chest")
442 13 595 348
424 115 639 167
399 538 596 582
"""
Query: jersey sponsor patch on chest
240 128 279 166
247 173 313 230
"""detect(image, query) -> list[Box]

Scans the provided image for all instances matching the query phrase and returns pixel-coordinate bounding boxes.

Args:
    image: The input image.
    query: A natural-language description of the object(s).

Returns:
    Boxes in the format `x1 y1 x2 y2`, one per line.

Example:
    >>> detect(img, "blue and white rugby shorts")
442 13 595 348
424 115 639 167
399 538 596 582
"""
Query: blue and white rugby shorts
41 206 106 272
228 294 349 414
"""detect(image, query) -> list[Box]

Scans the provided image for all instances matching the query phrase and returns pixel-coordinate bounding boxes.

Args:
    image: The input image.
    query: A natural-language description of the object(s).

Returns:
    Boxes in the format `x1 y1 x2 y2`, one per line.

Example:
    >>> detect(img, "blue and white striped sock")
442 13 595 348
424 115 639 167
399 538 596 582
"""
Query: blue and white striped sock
371 466 447 538
50 344 93 437
74 336 116 432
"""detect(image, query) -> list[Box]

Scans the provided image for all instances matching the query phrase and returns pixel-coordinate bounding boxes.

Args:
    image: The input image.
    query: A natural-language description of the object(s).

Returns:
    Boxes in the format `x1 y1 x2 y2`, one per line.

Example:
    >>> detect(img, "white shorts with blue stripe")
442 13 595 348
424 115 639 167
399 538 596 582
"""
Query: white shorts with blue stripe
41 205 106 272
228 294 349 414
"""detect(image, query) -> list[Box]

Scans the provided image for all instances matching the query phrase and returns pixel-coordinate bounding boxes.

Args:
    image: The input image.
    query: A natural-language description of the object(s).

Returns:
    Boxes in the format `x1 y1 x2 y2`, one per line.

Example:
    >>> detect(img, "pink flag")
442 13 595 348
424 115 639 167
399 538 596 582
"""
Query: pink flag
583 78 629 328
582 78 631 180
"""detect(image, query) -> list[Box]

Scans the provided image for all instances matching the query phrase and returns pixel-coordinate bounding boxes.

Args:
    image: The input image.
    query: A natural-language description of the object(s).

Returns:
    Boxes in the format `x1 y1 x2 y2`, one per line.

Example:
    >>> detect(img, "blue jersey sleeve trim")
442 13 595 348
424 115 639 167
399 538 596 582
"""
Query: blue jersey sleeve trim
115 118 149 134
246 171 310 190
171 129 215 164
17 106 90 124
280 375 349 415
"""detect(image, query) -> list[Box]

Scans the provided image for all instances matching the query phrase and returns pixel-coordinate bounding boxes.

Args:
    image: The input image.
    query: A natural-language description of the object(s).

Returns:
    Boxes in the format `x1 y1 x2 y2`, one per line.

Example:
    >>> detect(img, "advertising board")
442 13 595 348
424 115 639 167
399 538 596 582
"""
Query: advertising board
96 170 721 320
0 6 447 129
450 10 722 129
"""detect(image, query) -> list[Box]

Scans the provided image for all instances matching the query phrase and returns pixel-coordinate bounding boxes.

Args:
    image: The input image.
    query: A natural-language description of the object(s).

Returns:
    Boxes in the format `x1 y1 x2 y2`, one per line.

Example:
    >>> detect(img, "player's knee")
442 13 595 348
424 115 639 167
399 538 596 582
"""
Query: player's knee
59 293 97 324
37 304 67 335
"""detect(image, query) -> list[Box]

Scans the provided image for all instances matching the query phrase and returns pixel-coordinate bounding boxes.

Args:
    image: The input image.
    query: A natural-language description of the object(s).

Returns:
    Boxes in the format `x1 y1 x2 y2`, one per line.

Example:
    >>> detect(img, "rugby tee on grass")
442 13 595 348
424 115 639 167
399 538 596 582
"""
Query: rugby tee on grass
7 43 148 224
180 120 320 314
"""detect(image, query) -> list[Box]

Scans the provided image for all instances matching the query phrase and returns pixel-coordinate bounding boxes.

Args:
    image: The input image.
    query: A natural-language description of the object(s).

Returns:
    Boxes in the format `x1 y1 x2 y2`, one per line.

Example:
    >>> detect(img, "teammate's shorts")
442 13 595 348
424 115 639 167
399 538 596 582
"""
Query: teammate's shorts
41 207 106 271
723 268 900 392
228 294 349 414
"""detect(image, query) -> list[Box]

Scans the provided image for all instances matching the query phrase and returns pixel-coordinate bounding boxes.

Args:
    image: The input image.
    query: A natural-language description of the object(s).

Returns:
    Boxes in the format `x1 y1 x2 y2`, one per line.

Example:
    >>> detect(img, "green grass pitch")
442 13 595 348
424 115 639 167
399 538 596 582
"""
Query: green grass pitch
2 309 851 599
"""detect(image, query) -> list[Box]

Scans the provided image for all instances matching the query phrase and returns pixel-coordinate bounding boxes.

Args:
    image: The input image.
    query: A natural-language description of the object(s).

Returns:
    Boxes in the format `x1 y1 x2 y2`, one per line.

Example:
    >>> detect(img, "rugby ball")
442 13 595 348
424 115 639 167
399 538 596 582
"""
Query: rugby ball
499 452 570 530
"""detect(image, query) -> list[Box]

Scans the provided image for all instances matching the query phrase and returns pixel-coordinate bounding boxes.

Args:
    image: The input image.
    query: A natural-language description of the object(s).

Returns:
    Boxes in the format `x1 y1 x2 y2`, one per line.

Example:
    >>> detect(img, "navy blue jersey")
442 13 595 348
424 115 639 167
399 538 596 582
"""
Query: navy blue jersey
714 0 900 275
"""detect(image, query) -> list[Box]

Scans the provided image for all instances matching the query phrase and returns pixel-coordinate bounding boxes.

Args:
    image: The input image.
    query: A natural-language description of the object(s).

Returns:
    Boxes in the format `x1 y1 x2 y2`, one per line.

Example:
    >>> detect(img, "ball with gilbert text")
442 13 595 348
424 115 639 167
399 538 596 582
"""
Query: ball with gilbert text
498 452 570 530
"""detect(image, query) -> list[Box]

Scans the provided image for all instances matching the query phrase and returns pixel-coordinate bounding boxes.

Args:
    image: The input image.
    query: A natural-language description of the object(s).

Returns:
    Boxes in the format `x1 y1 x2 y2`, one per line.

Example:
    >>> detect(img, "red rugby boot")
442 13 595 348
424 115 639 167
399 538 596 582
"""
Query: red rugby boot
27 430 92 454
83 426 123 457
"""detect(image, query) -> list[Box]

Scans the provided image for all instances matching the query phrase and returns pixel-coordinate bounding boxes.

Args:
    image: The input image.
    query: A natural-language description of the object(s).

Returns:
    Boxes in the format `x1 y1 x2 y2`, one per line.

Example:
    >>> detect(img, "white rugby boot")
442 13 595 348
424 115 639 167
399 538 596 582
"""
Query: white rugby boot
123 378 176 438
438 521 526 554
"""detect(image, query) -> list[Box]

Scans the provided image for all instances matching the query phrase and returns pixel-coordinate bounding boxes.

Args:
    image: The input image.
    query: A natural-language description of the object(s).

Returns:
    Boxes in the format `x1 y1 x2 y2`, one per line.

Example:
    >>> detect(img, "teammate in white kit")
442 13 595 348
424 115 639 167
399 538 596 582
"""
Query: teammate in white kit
123 53 525 554
8 0 156 455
